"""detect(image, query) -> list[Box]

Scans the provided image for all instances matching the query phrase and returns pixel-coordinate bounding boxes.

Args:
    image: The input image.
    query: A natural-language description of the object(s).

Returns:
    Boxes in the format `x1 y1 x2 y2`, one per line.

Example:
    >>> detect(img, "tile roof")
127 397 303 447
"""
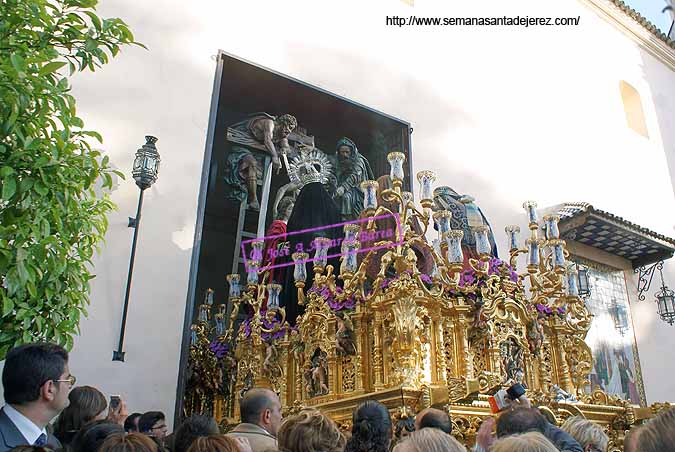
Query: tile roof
608 0 675 50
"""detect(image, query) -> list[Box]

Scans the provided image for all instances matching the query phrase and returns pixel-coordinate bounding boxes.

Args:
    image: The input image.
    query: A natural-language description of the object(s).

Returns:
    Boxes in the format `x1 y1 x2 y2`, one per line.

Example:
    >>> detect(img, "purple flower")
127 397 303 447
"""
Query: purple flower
420 274 433 284
556 306 566 315
380 278 392 289
209 340 229 359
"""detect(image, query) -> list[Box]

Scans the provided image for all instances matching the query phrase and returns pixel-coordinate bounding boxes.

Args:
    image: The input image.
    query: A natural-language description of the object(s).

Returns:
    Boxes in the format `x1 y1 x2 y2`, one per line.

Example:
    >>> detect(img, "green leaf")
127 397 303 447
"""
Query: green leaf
0 167 15 177
39 61 67 76
2 297 14 317
2 176 17 200
84 11 102 31
10 54 26 73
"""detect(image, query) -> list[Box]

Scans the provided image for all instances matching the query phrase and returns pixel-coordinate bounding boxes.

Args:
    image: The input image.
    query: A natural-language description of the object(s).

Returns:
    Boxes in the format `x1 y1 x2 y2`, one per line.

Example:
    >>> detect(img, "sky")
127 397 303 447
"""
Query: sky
626 0 674 34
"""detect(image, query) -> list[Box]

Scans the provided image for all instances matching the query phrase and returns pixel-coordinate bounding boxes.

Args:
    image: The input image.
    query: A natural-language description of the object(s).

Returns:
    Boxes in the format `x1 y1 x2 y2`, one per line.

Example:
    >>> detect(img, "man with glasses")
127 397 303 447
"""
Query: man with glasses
139 411 168 451
0 342 74 452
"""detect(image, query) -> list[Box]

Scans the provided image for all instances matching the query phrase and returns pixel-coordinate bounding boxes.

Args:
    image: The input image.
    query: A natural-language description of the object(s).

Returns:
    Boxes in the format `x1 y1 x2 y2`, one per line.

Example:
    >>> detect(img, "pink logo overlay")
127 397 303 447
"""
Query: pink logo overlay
241 213 404 272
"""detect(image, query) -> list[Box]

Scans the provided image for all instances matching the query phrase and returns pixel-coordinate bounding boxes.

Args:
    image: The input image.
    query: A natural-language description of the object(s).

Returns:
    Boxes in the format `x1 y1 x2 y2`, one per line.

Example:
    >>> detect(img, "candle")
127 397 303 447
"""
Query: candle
566 267 579 297
190 326 198 346
313 237 332 268
226 274 241 299
523 201 538 225
251 239 265 261
266 284 282 309
198 305 209 323
543 214 560 239
292 252 309 283
443 230 464 264
387 151 406 183
215 313 225 336
205 288 214 306
247 260 260 285
505 225 521 251
416 170 436 203
341 239 360 274
360 180 379 212
551 240 566 267
526 238 540 267
432 238 442 255
433 210 452 235
473 225 491 255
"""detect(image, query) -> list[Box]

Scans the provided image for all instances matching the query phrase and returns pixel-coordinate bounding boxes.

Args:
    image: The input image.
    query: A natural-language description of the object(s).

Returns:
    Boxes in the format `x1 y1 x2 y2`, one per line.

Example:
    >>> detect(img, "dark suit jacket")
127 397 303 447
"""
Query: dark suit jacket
0 407 62 452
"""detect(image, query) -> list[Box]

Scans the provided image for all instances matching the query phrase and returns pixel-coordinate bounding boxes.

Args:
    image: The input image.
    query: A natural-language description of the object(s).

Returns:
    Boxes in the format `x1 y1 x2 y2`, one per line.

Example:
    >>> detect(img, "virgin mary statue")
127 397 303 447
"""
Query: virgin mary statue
280 146 342 324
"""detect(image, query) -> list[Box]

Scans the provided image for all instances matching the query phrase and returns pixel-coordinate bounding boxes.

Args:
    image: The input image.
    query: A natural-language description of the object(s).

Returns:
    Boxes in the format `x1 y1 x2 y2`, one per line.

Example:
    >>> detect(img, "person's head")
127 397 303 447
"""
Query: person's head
496 407 547 438
275 114 297 138
9 447 53 452
2 343 73 420
186 435 241 452
394 416 415 441
490 432 558 452
99 432 159 452
277 196 295 222
174 415 220 452
125 413 143 433
392 428 464 452
239 388 283 436
277 408 345 452
623 426 641 452
560 416 608 452
139 411 168 439
54 386 108 441
345 400 392 452
638 407 675 452
414 408 452 434
72 420 125 452
336 138 357 165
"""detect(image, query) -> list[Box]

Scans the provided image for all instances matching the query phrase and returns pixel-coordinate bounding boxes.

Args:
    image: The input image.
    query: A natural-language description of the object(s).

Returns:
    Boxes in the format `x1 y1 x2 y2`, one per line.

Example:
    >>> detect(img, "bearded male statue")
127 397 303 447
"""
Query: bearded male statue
333 137 374 221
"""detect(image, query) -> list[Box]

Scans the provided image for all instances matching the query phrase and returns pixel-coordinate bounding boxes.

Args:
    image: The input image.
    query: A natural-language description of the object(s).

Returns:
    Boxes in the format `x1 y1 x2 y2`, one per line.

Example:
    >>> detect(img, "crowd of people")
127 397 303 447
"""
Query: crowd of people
1 343 673 452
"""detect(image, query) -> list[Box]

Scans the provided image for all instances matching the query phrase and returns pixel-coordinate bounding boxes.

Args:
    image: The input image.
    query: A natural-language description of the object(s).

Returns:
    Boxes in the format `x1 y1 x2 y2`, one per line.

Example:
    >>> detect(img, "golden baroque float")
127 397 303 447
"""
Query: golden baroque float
183 152 669 451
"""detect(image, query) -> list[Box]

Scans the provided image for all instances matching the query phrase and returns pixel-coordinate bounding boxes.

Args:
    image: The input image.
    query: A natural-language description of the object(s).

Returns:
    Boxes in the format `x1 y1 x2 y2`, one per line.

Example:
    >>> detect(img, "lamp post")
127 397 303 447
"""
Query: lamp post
113 136 161 361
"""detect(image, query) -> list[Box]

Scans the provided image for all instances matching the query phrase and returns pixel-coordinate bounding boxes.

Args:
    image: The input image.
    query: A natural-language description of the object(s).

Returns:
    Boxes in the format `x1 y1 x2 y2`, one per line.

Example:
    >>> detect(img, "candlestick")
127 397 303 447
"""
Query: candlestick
433 210 452 235
443 230 464 264
416 170 436 207
387 151 406 185
473 225 491 255
526 238 540 267
360 180 379 213
226 274 241 299
292 252 309 283
523 201 538 225
543 214 561 239
505 225 521 251
266 284 282 309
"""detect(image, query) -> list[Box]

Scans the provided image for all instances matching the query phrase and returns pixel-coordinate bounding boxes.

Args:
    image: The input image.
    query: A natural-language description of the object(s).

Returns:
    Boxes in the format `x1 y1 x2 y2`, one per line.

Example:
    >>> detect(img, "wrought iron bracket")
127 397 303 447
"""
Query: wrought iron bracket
634 261 664 301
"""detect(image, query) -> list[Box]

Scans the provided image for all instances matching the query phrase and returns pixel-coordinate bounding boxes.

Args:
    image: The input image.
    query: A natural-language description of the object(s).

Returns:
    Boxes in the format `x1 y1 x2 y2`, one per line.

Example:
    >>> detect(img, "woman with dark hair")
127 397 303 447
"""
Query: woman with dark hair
53 386 108 447
344 401 392 452
71 420 124 452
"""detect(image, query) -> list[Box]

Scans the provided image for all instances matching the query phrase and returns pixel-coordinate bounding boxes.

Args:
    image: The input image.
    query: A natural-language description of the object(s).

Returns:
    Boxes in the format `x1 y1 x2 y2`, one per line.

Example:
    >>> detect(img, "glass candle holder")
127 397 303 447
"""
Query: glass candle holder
215 313 225 336
226 274 241 299
543 214 561 239
504 225 521 251
205 288 214 306
251 239 265 262
416 170 436 203
344 224 361 242
432 238 442 255
551 240 566 267
313 237 332 268
292 252 309 283
190 326 198 346
247 260 260 285
433 210 452 235
523 201 538 224
198 305 209 323
443 230 464 264
526 238 540 267
387 151 406 183
472 225 491 255
266 283 282 309
401 191 414 214
360 180 379 212
566 267 579 297
341 239 360 274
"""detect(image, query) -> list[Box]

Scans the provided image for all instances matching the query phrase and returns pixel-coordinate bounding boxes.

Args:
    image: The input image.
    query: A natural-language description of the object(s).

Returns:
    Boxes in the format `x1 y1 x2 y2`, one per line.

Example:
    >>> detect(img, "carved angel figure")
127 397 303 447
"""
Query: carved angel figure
527 314 546 356
335 311 357 356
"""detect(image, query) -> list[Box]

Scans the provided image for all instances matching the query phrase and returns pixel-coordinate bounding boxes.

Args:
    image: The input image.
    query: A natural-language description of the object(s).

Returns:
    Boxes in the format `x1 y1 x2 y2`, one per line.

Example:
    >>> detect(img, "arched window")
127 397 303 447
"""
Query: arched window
619 81 649 138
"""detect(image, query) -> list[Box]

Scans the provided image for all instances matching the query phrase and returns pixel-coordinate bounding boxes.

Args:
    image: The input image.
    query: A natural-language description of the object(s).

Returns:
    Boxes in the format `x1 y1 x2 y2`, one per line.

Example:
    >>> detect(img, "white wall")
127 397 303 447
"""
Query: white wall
3 0 674 422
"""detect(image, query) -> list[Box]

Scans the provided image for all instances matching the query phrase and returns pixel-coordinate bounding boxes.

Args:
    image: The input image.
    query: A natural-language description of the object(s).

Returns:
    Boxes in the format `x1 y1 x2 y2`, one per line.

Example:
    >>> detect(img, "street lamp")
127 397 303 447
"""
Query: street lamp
655 264 675 325
113 136 161 361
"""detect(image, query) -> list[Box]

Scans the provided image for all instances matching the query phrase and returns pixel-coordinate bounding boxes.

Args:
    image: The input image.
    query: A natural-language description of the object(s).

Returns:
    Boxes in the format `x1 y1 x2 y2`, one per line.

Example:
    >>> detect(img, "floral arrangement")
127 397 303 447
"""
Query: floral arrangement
208 340 230 359
308 285 361 312
241 312 290 342
534 303 566 318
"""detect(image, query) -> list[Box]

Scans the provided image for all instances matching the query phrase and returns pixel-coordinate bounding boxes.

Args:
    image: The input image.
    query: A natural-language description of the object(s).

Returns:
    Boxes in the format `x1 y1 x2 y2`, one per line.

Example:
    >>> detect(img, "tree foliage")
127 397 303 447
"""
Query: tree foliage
0 0 143 358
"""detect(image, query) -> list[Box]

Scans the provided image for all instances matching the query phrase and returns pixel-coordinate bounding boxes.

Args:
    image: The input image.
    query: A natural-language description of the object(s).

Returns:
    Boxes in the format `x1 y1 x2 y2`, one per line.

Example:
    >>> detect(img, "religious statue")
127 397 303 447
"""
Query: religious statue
262 343 282 380
305 350 329 397
224 150 261 209
333 137 374 221
224 113 298 208
500 338 524 384
335 311 357 356
527 314 546 356
432 186 498 261
468 298 490 348
261 184 298 286
231 113 297 169
551 384 578 403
